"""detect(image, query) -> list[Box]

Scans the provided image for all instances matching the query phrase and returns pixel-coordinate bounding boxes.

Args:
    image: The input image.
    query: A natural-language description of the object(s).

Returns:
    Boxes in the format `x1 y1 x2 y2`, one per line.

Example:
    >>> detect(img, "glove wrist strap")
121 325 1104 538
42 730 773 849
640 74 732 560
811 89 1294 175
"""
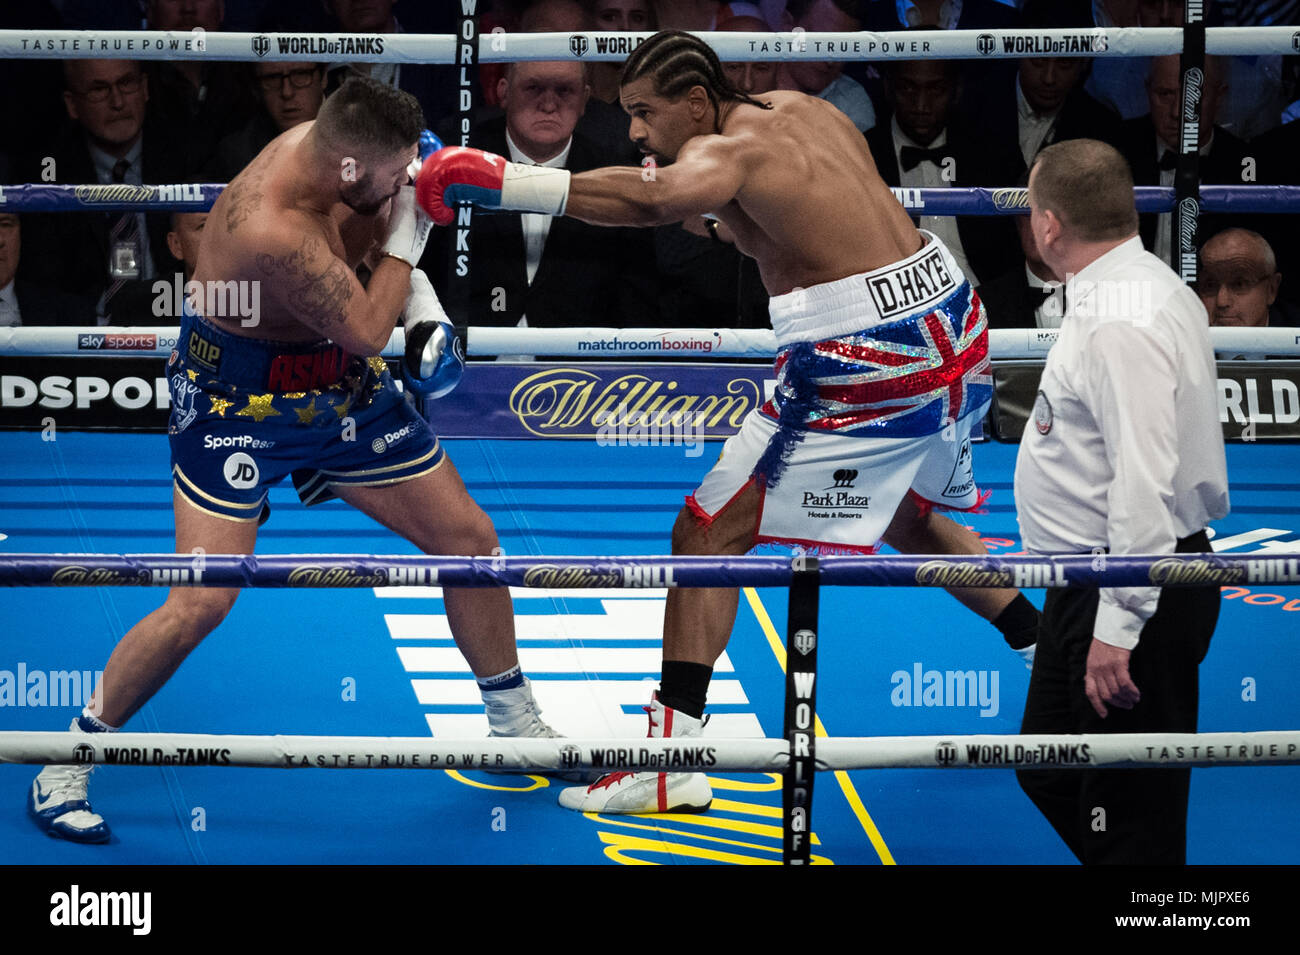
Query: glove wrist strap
499 163 571 216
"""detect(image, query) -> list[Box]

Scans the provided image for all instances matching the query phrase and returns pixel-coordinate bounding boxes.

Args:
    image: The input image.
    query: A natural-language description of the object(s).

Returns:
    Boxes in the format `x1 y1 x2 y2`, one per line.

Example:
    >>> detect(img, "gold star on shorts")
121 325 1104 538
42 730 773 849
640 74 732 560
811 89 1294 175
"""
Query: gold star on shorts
235 393 281 423
208 396 234 417
284 392 306 400
186 369 198 382
333 394 353 419
367 357 388 376
295 397 319 424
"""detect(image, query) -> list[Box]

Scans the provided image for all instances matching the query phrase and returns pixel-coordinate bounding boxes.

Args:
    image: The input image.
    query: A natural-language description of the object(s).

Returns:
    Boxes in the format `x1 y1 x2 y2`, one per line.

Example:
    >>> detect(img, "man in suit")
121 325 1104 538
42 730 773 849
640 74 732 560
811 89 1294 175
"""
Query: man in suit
141 0 259 179
866 57 1023 287
1116 54 1250 267
204 61 328 182
0 213 84 327
968 0 1122 168
976 212 1068 330
323 0 456 142
421 59 656 336
18 59 185 325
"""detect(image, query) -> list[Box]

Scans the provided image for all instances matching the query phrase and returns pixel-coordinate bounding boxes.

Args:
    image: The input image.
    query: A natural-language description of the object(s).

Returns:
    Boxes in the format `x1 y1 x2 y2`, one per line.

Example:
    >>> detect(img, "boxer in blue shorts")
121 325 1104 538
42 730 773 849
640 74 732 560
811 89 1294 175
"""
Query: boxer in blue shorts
28 78 555 845
420 30 1046 813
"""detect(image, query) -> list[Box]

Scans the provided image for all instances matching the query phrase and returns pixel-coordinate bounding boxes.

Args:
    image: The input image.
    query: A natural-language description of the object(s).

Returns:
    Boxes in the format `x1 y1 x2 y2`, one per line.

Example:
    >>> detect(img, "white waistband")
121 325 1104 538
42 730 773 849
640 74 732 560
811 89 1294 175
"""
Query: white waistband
767 232 967 347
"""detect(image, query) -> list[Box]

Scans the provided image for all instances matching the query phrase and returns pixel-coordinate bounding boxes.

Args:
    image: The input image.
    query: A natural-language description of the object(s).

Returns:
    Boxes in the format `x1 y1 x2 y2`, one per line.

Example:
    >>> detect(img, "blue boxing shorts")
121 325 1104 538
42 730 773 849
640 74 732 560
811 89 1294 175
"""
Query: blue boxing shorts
688 231 992 554
168 306 444 522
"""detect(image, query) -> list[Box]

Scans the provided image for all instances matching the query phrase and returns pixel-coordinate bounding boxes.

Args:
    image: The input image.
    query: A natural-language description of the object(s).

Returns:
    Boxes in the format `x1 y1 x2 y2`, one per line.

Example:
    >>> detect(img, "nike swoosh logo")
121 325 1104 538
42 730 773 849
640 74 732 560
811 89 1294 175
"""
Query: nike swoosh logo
32 781 62 811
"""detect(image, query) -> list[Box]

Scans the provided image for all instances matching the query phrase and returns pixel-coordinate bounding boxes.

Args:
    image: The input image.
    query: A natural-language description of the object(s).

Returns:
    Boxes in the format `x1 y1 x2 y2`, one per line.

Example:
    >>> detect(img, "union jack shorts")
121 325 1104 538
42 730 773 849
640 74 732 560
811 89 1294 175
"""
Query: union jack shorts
688 233 992 553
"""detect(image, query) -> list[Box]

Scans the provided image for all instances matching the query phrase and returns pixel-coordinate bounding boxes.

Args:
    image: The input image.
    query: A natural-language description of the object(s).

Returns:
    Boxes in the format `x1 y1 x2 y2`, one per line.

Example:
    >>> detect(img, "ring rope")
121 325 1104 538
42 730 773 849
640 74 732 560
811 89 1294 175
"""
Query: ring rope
0 730 1294 771
0 553 1294 590
1 325 1297 360
5 27 1295 62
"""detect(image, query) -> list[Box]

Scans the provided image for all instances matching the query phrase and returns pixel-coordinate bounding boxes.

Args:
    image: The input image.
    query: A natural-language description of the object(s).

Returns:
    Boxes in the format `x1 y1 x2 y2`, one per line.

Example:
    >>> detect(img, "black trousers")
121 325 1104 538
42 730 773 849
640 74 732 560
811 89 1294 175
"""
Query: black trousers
1016 531 1219 865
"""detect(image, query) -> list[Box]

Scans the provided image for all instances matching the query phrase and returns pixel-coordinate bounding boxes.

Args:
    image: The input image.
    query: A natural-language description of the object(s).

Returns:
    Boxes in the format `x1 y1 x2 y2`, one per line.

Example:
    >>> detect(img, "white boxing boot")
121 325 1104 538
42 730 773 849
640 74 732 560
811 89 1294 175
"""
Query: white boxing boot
557 696 712 813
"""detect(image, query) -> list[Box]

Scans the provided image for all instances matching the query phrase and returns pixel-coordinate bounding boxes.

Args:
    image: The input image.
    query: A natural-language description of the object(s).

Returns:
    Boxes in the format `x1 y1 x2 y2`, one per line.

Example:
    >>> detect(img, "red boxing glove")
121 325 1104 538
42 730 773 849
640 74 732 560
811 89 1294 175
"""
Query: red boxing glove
415 146 570 226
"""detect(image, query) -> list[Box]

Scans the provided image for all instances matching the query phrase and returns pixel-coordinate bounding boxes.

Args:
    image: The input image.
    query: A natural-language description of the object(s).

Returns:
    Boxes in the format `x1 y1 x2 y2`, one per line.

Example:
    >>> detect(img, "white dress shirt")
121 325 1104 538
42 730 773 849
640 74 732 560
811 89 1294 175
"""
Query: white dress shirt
1153 136 1213 267
891 117 976 283
1016 75 1059 167
0 279 19 327
1026 265 1065 329
818 74 876 133
498 131 573 361
88 136 156 282
896 0 963 29
1014 235 1229 649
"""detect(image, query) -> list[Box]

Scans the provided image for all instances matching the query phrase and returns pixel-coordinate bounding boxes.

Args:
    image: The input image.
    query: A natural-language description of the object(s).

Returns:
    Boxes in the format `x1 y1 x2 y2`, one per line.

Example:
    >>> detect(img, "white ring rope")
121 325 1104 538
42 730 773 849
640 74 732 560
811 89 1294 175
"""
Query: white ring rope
4 26 1294 63
0 325 1296 360
0 730 1295 771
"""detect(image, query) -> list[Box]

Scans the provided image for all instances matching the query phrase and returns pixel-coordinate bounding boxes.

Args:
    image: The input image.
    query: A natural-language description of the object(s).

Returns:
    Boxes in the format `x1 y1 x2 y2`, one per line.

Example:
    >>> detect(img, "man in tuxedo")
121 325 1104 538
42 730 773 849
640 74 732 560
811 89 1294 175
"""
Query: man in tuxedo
1116 54 1250 267
420 59 655 336
976 211 1067 330
18 59 185 325
865 57 1023 287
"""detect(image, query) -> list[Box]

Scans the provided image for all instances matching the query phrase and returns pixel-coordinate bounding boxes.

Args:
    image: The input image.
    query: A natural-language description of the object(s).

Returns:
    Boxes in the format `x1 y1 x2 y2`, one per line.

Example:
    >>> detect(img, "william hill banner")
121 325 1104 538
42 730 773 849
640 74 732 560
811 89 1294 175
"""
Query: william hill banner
0 356 773 439
434 364 773 440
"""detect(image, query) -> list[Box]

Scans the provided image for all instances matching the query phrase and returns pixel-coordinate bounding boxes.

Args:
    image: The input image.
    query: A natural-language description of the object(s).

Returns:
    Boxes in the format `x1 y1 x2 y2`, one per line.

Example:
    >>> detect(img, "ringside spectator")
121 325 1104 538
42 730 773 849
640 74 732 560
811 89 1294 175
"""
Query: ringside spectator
203 62 327 181
420 59 656 337
18 59 184 324
867 57 1023 286
0 213 85 327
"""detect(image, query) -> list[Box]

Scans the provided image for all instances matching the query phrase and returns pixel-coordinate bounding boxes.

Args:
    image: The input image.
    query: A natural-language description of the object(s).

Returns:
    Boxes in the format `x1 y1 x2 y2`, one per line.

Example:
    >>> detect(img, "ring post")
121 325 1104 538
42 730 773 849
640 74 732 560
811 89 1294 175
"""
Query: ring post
783 553 820 865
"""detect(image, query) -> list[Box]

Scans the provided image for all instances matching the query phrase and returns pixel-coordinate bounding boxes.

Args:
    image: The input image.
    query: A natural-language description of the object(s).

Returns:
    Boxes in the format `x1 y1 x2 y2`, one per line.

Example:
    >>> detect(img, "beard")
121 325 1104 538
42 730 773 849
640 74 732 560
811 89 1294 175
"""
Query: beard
339 178 387 216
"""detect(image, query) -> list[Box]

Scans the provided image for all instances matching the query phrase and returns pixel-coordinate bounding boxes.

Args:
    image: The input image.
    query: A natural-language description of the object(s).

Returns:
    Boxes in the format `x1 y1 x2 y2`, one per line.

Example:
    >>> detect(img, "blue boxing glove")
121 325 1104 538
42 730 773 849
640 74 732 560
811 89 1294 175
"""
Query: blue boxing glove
406 130 445 181
402 268 464 398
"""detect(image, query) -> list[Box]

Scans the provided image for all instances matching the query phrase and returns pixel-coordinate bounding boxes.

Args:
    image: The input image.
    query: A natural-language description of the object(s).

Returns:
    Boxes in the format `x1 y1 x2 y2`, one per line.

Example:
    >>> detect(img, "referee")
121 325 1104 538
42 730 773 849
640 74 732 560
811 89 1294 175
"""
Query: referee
1013 139 1230 865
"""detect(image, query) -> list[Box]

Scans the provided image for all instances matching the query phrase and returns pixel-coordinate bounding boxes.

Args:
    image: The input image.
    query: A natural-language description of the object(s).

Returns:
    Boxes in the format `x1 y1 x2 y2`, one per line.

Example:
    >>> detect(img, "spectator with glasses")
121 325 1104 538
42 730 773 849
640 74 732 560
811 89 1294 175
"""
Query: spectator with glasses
204 63 328 181
18 59 184 324
1197 229 1299 335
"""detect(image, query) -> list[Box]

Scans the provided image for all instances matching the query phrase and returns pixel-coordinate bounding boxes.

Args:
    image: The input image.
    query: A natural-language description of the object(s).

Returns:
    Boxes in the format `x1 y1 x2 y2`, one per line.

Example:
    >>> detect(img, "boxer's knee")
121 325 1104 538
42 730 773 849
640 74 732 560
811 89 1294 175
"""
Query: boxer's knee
428 503 500 557
160 588 238 649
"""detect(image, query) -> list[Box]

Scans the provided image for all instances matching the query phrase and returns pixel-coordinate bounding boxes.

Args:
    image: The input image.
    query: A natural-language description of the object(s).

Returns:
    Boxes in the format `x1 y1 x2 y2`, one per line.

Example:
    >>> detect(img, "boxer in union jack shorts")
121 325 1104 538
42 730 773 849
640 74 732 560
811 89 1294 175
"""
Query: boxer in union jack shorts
417 30 1042 814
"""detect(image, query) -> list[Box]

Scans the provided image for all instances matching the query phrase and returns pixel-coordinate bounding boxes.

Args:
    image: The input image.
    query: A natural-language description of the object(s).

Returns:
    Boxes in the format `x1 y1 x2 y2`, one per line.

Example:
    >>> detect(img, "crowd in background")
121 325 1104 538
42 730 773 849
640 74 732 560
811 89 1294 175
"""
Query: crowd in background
1 0 1298 339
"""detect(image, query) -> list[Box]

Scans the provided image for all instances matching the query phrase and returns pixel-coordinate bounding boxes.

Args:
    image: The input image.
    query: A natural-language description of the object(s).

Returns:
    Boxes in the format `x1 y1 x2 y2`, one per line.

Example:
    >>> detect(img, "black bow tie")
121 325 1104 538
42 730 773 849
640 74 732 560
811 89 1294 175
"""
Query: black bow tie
900 144 954 172
1158 150 1180 171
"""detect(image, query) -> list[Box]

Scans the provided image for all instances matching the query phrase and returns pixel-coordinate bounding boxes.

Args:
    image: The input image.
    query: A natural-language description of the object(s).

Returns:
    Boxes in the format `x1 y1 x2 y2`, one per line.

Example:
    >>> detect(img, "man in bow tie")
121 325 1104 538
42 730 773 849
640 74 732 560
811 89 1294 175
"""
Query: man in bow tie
865 57 1024 288
1115 54 1251 267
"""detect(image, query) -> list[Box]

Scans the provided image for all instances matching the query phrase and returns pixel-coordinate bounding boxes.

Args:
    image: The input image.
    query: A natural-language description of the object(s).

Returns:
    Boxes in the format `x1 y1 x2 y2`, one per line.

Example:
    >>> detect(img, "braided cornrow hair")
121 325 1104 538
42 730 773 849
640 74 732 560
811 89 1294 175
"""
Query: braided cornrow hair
621 30 773 125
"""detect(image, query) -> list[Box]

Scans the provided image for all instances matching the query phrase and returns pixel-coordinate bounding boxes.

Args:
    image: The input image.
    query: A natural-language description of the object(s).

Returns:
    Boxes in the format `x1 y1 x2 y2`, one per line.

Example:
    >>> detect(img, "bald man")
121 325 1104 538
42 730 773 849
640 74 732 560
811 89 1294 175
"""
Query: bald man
1197 229 1284 329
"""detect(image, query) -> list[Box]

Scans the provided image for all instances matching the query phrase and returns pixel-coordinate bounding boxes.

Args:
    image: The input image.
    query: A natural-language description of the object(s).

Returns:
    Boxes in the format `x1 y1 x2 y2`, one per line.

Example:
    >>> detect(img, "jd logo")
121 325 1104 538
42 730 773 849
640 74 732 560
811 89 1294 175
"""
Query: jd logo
223 452 260 490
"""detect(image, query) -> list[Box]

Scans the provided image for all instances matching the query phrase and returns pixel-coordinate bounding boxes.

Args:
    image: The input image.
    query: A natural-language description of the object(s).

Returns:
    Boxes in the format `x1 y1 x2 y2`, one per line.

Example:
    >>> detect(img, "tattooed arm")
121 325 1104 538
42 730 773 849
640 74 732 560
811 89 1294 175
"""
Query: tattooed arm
254 219 411 355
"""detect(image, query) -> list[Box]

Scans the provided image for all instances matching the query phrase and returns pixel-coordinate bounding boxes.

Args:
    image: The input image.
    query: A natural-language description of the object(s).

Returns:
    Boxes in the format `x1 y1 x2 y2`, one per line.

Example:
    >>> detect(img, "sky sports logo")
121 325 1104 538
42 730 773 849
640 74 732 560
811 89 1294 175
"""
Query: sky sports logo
78 334 175 351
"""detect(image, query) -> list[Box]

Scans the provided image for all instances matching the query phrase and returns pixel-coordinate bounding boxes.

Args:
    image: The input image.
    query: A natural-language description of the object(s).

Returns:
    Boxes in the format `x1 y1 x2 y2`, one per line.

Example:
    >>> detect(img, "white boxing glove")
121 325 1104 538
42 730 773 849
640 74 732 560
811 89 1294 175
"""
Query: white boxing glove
381 185 433 267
